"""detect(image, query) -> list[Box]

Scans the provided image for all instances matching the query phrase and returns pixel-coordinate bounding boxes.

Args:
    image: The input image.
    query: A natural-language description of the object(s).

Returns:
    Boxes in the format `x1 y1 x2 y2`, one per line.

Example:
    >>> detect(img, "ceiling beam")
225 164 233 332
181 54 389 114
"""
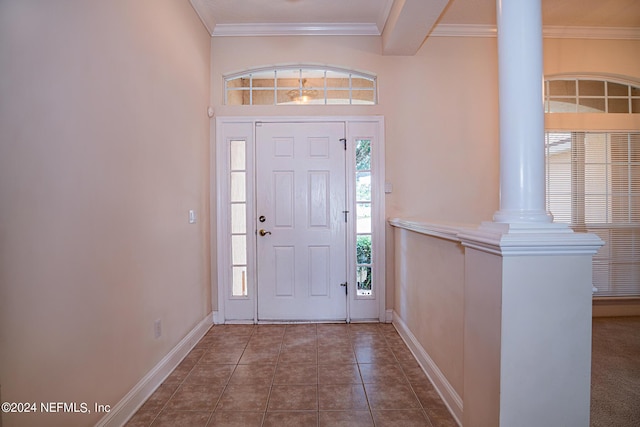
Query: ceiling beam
382 0 451 55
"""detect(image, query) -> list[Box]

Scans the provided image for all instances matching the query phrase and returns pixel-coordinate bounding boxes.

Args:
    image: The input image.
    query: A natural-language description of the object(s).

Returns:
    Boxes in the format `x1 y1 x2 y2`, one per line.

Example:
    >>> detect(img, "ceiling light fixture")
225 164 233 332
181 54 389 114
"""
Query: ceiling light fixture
287 79 318 104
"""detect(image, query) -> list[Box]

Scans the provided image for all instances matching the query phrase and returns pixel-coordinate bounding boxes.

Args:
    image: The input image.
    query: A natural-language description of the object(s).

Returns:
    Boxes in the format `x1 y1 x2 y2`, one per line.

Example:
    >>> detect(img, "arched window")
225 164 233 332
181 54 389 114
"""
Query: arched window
545 75 640 297
224 65 377 105
545 76 640 113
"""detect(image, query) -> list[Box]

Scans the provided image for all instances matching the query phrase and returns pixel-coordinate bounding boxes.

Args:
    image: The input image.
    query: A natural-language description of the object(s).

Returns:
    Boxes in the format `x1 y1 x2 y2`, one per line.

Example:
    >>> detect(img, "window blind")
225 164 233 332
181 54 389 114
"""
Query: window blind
545 132 640 297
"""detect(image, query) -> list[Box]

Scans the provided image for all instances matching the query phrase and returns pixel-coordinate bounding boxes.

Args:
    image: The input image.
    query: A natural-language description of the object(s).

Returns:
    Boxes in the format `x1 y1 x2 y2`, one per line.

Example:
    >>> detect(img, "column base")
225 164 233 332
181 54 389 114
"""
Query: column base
492 208 553 224
460 221 603 427
458 220 602 256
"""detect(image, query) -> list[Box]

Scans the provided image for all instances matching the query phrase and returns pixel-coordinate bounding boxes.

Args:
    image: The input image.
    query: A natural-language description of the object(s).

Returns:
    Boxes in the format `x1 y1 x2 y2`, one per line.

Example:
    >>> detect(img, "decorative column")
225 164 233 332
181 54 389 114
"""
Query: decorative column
493 0 551 224
458 1 604 426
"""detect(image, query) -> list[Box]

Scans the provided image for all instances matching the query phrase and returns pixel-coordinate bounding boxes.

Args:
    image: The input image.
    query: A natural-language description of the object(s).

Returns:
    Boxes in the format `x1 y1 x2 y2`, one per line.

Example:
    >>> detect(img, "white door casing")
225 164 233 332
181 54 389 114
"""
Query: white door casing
256 122 347 321
214 117 385 324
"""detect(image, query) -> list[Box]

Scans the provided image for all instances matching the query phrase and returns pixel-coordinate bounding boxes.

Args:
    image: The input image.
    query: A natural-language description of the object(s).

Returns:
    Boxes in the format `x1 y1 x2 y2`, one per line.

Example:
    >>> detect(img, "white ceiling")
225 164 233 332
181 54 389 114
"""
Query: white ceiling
191 0 394 33
190 0 640 54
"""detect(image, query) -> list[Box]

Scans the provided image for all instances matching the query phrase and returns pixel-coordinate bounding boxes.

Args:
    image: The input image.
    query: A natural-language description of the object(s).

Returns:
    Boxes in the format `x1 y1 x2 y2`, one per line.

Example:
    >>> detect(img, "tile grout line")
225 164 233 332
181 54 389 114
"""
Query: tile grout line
260 324 286 427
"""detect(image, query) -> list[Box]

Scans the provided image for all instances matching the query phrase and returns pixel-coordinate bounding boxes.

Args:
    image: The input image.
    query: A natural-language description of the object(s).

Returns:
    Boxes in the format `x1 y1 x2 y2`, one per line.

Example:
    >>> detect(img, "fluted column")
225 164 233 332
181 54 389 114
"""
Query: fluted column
493 0 552 223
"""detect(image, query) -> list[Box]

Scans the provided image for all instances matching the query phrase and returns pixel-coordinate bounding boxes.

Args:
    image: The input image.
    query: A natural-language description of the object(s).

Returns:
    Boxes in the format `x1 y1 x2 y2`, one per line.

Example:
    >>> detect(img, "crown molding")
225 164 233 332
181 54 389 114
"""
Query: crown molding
430 24 497 38
211 23 381 37
431 24 640 40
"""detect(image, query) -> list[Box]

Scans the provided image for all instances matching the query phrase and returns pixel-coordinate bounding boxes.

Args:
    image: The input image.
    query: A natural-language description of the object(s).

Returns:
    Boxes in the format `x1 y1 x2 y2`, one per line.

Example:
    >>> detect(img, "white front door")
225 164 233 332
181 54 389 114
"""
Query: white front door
256 122 347 321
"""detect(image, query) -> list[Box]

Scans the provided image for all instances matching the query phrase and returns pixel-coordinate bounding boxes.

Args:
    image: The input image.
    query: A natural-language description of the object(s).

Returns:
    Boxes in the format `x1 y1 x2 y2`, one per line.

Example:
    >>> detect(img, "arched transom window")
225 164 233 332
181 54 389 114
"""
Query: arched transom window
545 77 640 113
224 66 377 106
544 74 640 298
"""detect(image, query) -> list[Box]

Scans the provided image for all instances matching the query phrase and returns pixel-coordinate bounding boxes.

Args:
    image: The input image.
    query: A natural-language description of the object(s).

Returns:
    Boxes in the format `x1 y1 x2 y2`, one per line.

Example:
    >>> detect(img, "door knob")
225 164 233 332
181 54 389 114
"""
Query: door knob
259 229 272 236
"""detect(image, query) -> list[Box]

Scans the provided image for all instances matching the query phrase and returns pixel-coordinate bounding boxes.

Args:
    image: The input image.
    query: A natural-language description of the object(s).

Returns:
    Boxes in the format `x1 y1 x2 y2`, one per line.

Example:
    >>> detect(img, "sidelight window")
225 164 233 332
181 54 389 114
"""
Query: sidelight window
230 139 248 297
356 139 373 297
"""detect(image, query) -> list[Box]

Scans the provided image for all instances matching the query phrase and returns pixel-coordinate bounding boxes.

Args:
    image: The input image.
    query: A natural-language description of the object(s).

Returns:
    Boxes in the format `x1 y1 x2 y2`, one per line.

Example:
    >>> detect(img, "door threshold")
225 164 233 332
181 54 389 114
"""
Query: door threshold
256 319 348 324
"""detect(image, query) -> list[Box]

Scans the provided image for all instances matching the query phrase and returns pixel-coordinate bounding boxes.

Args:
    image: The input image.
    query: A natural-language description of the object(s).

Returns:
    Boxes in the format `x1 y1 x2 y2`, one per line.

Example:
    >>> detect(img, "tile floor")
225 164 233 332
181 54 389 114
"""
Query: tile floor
126 323 458 427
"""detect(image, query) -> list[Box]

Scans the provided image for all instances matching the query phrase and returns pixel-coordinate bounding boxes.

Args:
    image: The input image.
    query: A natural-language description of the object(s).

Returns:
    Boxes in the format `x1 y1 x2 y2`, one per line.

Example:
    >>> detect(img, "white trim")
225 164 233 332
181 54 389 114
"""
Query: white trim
214 116 385 324
346 120 386 321
388 218 473 242
210 117 219 323
214 121 227 324
389 216 605 256
212 23 381 37
430 24 497 38
95 315 213 427
458 221 605 256
372 121 386 322
215 121 256 322
224 64 377 83
393 312 463 426
385 309 393 323
431 24 640 40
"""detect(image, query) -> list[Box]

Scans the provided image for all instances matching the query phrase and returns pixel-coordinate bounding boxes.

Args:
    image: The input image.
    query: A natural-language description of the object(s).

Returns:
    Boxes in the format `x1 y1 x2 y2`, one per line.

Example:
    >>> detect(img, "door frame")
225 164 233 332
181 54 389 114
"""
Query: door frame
212 116 386 324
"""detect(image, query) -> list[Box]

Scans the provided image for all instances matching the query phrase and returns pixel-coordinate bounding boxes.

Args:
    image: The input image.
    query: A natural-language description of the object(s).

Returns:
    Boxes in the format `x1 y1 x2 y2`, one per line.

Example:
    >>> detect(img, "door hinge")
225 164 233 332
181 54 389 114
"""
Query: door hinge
340 282 348 295
340 137 346 150
342 210 349 222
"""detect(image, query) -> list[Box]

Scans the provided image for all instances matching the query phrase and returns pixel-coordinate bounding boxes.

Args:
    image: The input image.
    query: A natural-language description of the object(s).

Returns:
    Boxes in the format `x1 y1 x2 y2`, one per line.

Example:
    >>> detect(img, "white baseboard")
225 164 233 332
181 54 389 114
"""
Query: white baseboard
392 311 463 426
95 314 213 427
385 309 394 323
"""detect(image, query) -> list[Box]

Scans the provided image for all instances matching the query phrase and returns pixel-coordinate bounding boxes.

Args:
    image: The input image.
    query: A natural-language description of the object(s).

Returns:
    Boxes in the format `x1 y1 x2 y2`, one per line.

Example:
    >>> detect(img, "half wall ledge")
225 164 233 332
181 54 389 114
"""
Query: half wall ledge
389 217 604 257
388 218 474 242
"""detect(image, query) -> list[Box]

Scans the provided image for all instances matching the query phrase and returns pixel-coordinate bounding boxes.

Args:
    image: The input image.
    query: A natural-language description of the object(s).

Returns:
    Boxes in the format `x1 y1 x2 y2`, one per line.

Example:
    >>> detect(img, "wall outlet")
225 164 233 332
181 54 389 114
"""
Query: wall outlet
154 319 162 339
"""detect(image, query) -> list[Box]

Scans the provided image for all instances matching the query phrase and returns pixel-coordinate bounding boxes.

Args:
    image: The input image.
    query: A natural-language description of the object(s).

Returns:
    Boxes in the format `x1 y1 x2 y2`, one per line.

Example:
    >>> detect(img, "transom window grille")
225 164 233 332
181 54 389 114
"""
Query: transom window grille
545 132 640 297
545 78 640 113
225 66 376 106
356 139 373 297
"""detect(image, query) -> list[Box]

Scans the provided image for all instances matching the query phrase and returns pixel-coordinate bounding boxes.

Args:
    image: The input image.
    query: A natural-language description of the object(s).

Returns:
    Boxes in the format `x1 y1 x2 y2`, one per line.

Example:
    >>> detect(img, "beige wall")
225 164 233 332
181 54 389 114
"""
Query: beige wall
0 1 211 426
211 35 502 310
211 35 501 222
544 38 640 78
394 229 465 396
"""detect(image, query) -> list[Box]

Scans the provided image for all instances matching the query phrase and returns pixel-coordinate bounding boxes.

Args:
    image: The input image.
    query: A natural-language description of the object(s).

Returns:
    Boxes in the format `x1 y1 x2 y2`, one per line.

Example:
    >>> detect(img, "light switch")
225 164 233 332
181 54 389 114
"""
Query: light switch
189 210 196 224
384 181 393 194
